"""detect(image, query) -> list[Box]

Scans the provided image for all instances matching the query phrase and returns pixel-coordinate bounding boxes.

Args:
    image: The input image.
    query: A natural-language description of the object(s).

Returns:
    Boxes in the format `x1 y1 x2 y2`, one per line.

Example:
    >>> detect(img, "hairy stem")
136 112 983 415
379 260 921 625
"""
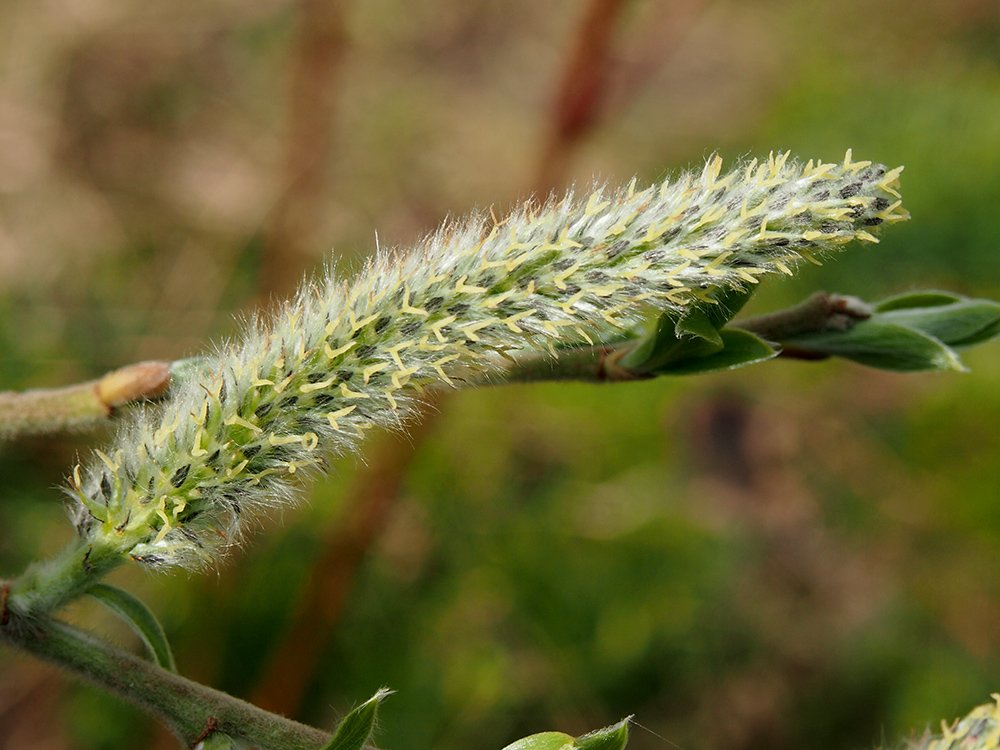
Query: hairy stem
5 539 122 621
0 361 170 440
0 614 331 750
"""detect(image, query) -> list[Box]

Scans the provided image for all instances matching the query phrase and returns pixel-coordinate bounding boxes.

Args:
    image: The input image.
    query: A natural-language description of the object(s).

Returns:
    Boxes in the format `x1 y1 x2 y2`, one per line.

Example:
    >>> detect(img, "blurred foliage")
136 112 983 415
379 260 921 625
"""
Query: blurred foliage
1 1 998 749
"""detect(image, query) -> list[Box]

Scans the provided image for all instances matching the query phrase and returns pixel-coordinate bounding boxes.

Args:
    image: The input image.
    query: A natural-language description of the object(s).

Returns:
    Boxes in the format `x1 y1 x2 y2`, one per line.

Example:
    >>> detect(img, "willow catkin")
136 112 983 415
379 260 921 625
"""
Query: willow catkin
67 151 908 568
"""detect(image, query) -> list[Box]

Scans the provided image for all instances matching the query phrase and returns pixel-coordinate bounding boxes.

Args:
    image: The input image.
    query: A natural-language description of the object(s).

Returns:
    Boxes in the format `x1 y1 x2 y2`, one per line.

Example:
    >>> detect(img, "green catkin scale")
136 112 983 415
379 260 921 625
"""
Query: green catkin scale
67 151 908 569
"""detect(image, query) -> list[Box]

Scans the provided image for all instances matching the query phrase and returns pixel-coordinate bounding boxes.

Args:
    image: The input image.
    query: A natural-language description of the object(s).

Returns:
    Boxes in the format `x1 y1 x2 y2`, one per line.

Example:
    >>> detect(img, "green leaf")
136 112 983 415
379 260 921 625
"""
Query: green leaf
574 718 630 750
620 286 757 373
321 688 392 750
783 322 966 372
195 734 241 750
676 307 723 347
502 732 575 750
87 583 176 672
875 298 1000 347
702 285 756 329
775 291 1000 371
502 719 631 750
875 290 963 312
954 317 1000 347
652 329 778 375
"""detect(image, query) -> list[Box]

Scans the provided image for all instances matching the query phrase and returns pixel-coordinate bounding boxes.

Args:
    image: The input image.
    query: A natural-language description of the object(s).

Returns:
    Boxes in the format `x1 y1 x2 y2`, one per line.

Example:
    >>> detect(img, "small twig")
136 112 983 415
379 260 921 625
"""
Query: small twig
734 291 872 339
0 361 170 441
733 292 872 359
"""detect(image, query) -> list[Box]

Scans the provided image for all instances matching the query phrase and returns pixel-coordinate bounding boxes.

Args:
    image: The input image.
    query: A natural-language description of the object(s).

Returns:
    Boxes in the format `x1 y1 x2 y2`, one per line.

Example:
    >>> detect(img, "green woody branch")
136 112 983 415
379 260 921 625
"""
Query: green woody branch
0 613 331 750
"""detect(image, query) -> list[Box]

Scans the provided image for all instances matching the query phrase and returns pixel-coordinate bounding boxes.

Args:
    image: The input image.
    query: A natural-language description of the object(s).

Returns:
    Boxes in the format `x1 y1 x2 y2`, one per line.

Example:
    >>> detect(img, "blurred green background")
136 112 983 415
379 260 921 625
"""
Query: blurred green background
1 1 998 748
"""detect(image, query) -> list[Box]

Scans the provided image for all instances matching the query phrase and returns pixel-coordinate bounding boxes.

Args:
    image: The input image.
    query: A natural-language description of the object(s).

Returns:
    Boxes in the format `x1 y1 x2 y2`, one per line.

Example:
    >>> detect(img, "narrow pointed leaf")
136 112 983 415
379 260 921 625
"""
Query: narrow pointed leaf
953 317 1000 347
621 287 756 373
676 307 723 346
574 718 631 750
619 315 682 372
502 732 574 750
87 583 176 672
620 316 722 373
321 688 392 750
875 290 963 312
653 329 778 375
783 322 966 372
876 298 1000 346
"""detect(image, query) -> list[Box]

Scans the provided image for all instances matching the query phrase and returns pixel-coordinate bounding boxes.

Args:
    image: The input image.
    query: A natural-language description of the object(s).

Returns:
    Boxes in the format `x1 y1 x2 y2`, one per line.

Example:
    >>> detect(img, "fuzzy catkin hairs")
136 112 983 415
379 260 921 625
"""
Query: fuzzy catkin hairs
67 151 907 569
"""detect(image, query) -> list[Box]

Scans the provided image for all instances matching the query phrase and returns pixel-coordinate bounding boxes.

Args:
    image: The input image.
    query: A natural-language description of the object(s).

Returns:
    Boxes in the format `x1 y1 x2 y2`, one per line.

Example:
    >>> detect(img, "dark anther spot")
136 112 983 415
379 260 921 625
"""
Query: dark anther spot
426 296 444 311
243 445 261 460
356 345 376 358
255 402 272 419
606 240 628 258
873 197 891 211
170 465 191 488
279 395 298 409
374 316 391 333
401 321 421 335
100 474 112 501
863 217 883 226
448 302 470 315
337 369 353 381
307 372 327 383
839 182 862 199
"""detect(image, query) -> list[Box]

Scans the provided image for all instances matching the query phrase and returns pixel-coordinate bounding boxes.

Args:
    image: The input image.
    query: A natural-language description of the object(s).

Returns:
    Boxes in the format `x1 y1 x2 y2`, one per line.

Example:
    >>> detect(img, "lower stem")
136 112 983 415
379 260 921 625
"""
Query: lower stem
1 615 331 750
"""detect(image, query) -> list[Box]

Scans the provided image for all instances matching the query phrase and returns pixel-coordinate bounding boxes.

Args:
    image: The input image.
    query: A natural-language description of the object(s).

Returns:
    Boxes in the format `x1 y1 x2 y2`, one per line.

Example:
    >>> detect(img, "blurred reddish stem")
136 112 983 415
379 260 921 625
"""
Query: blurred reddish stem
247 0 638 720
260 0 348 300
250 406 442 714
607 0 705 114
534 0 629 194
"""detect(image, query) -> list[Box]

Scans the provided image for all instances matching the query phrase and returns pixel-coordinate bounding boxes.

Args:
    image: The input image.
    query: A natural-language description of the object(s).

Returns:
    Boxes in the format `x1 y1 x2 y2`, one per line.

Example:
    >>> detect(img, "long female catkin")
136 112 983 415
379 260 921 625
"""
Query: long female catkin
68 151 907 569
